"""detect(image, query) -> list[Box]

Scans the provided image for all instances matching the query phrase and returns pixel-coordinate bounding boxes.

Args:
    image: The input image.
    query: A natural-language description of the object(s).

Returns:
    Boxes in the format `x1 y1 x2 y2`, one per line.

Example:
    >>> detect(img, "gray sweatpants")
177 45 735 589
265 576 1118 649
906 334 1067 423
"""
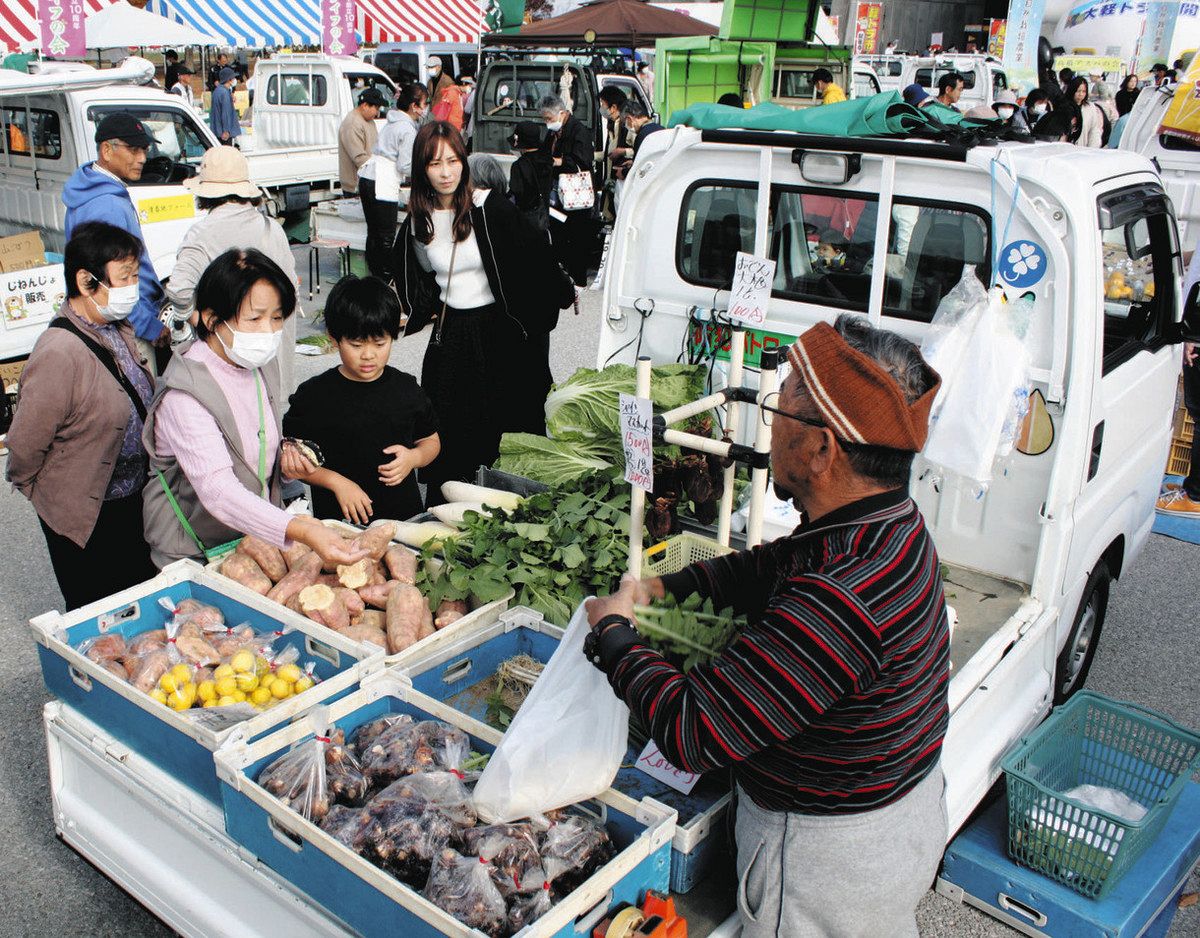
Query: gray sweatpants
735 764 947 938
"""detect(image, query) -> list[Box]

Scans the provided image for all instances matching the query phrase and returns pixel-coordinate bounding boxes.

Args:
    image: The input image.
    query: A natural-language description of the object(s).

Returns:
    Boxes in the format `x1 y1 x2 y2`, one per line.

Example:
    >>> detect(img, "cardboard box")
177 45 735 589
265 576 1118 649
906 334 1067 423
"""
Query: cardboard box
0 231 46 274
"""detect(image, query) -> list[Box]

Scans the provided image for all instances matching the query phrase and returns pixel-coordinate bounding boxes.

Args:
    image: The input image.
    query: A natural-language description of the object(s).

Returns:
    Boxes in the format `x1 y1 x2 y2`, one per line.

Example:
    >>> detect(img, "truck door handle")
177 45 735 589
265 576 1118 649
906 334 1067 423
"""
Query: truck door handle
1088 421 1104 481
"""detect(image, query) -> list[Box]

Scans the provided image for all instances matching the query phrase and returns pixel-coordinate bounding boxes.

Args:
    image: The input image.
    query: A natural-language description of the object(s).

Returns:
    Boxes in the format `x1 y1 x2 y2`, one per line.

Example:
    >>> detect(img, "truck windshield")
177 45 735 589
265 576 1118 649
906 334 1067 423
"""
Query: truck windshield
373 52 419 84
346 74 396 115
86 104 208 185
916 67 976 90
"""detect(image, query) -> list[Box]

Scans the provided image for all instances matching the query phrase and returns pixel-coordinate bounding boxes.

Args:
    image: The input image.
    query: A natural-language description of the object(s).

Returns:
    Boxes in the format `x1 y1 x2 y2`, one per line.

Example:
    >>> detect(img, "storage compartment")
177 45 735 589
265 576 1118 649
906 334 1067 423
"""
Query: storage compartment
30 559 385 804
216 670 676 937
398 607 731 893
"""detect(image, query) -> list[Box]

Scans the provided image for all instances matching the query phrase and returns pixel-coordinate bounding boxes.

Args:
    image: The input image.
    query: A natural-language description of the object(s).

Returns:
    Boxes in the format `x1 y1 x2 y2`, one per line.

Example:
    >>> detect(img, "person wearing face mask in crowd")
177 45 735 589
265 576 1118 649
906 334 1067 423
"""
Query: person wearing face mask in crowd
1020 89 1051 133
141 248 370 571
992 89 1023 131
6 223 157 610
427 56 455 111
539 94 595 286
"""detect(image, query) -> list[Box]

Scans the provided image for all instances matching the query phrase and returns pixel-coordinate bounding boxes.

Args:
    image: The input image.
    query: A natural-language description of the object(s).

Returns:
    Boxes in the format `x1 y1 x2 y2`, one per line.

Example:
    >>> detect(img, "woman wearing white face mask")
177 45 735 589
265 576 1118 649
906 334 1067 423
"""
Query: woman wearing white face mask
6 222 157 609
1017 88 1051 135
142 248 369 570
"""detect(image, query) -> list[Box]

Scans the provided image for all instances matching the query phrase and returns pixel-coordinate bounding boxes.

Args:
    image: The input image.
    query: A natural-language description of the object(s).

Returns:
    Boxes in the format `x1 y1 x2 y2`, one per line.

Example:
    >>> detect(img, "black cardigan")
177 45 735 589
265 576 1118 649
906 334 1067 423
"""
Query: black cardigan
544 114 594 176
392 188 573 339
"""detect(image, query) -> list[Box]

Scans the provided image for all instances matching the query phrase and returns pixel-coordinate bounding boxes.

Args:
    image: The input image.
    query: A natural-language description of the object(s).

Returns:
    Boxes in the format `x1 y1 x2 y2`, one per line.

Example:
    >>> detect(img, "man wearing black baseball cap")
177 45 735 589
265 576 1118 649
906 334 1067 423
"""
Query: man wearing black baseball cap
62 113 167 350
339 86 385 197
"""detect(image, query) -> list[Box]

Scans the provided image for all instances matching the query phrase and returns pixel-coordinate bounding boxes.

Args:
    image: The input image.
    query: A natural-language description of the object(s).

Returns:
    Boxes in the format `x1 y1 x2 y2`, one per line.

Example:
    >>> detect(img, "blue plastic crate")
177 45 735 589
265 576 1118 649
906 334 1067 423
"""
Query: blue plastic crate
214 670 676 938
397 606 732 893
29 560 385 804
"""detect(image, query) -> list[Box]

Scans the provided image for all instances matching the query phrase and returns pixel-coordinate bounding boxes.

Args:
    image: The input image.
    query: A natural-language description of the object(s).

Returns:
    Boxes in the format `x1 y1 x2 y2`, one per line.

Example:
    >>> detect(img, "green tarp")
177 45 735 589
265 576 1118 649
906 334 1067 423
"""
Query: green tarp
668 92 984 137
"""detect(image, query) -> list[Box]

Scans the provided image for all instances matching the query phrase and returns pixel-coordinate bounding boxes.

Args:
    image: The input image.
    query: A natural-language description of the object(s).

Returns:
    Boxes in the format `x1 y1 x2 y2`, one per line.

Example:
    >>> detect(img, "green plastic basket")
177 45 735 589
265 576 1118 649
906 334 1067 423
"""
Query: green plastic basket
1002 691 1200 898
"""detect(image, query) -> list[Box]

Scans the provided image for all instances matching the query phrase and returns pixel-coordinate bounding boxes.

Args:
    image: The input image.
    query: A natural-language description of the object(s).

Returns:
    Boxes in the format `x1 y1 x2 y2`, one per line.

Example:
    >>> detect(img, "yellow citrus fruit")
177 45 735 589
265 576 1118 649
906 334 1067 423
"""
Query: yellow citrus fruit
217 695 238 707
170 663 192 684
150 688 169 705
270 678 292 699
159 672 179 695
167 690 191 711
213 663 235 681
235 672 259 693
250 686 273 707
276 663 302 684
215 676 238 698
231 690 247 703
293 676 315 694
255 656 271 677
203 699 218 708
197 680 217 703
230 650 255 674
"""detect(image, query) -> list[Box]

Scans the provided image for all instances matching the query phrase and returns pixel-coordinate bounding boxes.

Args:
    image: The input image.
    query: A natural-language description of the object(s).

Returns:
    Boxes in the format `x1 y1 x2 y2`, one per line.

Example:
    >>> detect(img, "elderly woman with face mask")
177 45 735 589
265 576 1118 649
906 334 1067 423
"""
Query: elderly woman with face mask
539 93 595 286
6 222 157 609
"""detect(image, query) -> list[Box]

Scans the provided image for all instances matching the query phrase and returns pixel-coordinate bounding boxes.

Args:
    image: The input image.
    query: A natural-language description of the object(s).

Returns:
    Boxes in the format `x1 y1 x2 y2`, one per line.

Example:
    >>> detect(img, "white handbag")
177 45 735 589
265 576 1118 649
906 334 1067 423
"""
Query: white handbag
371 154 400 203
557 169 595 211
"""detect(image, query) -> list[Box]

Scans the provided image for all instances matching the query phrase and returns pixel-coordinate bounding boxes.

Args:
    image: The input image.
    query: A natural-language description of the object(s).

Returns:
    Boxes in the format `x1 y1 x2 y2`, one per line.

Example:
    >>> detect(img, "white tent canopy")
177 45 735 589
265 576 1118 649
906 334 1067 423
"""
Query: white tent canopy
84 1 223 49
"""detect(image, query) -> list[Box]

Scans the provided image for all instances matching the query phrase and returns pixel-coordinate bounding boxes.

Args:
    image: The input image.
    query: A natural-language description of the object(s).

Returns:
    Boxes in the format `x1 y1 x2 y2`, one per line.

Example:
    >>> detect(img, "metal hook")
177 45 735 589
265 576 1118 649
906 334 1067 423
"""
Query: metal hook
633 297 655 318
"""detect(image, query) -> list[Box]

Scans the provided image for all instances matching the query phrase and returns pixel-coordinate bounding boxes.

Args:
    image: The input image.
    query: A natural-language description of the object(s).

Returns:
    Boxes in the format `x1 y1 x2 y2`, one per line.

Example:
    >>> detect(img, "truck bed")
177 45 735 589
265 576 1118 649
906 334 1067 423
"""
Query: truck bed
944 564 1029 674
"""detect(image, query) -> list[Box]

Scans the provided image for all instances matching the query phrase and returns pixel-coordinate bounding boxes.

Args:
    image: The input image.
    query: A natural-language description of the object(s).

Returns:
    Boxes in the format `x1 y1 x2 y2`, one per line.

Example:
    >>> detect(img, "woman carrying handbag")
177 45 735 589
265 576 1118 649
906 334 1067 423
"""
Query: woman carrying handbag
392 122 575 505
539 94 595 286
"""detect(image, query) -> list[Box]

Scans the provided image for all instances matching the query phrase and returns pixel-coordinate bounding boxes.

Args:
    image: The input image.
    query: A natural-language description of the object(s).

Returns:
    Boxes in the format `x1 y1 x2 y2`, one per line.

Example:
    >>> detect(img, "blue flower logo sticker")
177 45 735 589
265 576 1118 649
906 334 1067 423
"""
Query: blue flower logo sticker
999 240 1046 288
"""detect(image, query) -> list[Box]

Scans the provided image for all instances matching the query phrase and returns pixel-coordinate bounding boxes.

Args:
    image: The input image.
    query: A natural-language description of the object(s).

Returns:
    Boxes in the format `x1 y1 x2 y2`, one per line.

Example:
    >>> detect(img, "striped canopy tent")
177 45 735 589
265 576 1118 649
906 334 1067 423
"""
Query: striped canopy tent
2 0 121 54
357 0 481 44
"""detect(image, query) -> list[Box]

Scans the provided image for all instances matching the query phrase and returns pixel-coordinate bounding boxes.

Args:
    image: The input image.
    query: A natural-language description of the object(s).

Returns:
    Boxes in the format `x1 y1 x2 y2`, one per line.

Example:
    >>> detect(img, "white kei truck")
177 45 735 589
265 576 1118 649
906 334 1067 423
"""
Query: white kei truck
598 122 1194 839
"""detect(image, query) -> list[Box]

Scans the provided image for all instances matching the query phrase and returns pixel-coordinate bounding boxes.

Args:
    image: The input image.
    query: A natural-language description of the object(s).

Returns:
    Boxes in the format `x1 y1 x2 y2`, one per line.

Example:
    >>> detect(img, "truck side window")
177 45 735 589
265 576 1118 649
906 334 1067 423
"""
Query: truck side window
1099 186 1177 373
1 108 61 159
678 182 757 285
882 201 990 323
87 106 208 184
266 74 328 107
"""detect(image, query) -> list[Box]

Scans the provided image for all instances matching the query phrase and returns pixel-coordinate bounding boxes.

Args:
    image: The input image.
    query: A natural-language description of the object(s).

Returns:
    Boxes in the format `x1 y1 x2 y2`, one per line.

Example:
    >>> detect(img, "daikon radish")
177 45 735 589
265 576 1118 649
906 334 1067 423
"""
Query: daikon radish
439 482 523 512
428 502 488 527
390 521 458 550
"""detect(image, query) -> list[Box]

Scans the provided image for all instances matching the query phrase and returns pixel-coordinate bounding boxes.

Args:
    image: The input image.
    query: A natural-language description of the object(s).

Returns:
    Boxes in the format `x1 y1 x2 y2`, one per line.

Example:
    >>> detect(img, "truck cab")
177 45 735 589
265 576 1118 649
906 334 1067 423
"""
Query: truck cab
899 54 1008 110
362 43 479 86
854 53 907 93
599 122 1184 833
771 55 879 108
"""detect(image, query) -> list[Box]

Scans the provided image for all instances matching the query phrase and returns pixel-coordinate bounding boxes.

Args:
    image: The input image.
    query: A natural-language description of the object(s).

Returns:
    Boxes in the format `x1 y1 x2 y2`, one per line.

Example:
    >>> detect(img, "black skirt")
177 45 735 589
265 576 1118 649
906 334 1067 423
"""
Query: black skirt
420 303 551 502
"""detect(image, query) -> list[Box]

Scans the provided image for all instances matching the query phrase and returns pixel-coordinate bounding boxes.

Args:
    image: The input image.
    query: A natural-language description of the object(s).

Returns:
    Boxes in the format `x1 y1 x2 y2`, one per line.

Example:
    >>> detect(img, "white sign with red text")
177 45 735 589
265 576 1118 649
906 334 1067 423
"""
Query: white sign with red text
619 392 654 492
634 739 701 794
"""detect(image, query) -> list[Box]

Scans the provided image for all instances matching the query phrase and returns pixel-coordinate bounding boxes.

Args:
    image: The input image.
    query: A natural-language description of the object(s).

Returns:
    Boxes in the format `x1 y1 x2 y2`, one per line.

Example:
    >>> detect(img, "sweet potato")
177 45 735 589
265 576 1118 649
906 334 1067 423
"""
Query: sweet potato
267 552 322 606
174 599 225 630
383 546 418 584
124 629 166 659
83 634 127 666
385 584 429 654
351 522 396 561
282 540 314 570
335 587 366 618
337 558 372 590
176 622 221 667
315 573 342 589
434 599 469 630
358 580 400 609
213 624 257 658
367 560 388 586
101 659 129 681
299 584 350 632
237 534 287 582
220 552 272 596
338 624 388 649
128 648 171 694
358 609 386 631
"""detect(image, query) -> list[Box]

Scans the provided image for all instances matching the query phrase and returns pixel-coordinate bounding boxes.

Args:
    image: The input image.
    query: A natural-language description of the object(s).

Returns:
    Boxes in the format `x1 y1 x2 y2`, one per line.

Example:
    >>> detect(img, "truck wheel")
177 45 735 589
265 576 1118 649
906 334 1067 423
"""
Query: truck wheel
1054 563 1110 704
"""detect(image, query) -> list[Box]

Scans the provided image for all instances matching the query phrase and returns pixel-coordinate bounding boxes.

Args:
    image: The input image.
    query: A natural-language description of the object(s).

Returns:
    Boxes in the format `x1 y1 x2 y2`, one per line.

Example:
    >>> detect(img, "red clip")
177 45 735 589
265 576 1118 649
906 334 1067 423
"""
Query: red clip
315 735 331 744
513 873 521 889
479 856 489 865
450 768 465 779
542 881 550 892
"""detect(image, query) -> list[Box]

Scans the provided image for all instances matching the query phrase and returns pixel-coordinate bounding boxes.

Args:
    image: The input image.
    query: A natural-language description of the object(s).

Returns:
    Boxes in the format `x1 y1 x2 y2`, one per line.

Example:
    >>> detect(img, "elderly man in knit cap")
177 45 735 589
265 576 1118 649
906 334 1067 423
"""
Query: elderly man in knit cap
586 314 949 938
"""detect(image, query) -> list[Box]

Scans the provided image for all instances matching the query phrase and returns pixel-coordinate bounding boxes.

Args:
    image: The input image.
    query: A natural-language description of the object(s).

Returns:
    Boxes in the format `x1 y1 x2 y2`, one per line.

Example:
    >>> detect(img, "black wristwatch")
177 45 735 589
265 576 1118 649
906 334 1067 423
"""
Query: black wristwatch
584 614 633 669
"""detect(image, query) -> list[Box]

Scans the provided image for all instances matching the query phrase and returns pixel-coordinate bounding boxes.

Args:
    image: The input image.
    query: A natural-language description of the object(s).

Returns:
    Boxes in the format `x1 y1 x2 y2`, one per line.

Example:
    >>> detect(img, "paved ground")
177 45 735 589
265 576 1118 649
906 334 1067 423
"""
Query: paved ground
0 250 1196 935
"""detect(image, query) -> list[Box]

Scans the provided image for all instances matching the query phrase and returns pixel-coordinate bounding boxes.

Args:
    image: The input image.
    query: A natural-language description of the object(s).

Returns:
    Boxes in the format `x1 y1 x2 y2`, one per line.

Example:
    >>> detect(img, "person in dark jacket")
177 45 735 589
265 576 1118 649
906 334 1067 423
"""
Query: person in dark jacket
508 121 553 232
207 52 230 92
391 122 574 503
210 66 240 145
164 49 180 92
622 98 664 159
1115 74 1140 116
539 94 595 285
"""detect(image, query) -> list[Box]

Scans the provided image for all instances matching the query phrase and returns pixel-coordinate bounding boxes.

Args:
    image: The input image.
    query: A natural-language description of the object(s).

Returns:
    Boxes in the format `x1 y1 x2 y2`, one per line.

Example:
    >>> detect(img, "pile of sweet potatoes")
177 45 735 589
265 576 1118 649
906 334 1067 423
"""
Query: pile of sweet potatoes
217 524 470 655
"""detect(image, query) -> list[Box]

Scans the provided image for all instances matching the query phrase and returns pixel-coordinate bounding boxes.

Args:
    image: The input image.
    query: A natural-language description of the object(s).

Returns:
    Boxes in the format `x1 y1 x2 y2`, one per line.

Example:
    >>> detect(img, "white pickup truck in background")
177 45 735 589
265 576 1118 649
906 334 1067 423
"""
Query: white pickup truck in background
599 123 1190 834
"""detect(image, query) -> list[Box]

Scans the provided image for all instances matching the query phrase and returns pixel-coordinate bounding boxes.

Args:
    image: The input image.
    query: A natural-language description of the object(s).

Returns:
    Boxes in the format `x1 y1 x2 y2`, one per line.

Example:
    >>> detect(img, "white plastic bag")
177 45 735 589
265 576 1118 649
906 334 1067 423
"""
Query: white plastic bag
472 601 629 822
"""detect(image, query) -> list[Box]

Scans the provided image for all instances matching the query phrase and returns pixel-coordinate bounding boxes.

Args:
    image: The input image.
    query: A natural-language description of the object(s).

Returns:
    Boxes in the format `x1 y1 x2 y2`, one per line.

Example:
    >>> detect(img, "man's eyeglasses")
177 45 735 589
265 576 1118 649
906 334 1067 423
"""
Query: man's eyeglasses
111 142 150 155
758 391 829 431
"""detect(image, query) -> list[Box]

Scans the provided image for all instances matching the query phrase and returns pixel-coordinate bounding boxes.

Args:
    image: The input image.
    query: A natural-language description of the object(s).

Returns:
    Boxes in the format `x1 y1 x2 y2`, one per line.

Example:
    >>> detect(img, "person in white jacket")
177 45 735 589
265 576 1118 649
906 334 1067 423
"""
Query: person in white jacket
170 146 301 393
356 82 428 280
1066 77 1104 148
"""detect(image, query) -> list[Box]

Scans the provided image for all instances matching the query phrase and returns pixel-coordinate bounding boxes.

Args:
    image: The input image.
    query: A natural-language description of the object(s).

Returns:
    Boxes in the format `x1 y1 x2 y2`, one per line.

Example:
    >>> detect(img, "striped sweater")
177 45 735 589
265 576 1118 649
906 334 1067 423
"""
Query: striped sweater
604 488 950 814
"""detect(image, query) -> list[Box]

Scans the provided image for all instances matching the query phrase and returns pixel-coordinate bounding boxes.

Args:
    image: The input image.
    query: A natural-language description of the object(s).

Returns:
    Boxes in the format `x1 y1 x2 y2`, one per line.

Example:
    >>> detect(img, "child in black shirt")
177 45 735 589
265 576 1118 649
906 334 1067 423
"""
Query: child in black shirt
282 275 440 524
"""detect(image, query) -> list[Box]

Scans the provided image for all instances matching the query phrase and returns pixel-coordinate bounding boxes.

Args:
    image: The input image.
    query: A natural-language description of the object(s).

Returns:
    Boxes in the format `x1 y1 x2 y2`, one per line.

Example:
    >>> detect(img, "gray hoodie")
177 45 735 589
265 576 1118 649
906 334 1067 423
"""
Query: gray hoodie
358 108 418 184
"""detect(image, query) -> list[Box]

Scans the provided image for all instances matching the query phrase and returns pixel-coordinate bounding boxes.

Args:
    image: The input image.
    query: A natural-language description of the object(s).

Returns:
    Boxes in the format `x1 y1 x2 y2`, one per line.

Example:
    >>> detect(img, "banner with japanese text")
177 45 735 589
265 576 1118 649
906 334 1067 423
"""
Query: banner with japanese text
323 0 358 56
854 3 883 55
39 0 85 59
988 19 1007 59
1136 1 1180 75
1003 0 1047 94
1159 51 1200 146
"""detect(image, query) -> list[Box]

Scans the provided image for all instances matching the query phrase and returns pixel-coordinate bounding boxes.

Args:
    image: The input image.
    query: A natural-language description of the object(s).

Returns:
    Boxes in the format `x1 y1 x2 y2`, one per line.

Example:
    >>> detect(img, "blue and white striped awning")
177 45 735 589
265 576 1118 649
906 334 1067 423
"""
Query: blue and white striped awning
148 0 322 47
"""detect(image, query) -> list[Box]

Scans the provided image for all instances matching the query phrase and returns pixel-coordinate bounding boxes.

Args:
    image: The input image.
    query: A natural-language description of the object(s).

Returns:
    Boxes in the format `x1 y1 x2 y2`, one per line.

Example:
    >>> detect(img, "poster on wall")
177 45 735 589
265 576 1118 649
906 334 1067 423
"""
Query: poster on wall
1003 0 1048 94
988 19 1007 59
854 3 883 55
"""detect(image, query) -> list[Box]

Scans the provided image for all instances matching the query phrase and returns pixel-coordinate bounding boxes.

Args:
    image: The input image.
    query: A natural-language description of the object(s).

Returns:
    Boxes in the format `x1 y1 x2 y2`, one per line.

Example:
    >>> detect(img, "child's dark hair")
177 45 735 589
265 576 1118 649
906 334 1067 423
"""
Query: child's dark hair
194 248 297 339
324 274 401 341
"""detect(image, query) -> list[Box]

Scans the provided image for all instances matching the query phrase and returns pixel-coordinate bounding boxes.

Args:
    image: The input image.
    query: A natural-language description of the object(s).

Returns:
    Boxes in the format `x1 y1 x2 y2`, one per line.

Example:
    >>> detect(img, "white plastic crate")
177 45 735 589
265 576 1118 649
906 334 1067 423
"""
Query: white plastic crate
45 701 356 937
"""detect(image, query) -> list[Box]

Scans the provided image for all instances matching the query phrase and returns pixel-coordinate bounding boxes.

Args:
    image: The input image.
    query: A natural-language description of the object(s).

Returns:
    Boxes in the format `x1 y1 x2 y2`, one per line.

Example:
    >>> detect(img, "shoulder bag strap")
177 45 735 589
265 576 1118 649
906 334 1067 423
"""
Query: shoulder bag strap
48 318 148 422
431 238 458 347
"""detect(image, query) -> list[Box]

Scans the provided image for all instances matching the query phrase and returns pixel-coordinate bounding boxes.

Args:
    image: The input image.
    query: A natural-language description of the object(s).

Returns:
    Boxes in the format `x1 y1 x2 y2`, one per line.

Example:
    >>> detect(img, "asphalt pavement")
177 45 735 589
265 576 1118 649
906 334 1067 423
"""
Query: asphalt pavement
0 251 1196 936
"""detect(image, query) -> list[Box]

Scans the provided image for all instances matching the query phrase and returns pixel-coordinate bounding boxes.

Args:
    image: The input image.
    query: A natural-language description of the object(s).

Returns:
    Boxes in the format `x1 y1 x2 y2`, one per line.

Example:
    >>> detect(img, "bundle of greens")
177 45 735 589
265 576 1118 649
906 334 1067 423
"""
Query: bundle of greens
633 594 745 672
419 473 632 626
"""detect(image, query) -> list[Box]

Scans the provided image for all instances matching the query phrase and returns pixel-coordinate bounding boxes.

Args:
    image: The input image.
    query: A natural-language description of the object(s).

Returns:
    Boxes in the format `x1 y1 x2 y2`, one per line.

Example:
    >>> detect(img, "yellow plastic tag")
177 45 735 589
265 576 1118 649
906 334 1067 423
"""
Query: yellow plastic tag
137 194 196 225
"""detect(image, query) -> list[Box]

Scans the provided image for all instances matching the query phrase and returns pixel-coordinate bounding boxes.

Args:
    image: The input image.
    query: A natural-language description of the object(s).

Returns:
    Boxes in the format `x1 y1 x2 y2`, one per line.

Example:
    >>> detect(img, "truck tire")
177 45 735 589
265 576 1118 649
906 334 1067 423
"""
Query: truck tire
1054 563 1110 704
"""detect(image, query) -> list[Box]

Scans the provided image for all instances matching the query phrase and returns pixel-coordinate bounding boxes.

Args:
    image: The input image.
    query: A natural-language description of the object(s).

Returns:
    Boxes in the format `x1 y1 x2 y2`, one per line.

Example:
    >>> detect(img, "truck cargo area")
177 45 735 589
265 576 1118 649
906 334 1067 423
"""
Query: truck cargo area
943 563 1028 676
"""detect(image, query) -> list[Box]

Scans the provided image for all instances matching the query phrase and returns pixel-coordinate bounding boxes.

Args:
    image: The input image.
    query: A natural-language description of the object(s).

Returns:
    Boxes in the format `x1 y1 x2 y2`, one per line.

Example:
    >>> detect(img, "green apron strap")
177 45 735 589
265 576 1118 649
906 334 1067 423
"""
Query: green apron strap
254 368 268 499
155 470 240 562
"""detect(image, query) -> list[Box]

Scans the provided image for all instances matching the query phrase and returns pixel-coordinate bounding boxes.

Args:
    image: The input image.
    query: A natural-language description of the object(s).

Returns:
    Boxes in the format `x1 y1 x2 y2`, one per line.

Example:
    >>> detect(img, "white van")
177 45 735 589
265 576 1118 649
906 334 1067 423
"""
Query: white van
900 54 1008 110
362 43 479 86
599 123 1188 834
1118 81 1200 247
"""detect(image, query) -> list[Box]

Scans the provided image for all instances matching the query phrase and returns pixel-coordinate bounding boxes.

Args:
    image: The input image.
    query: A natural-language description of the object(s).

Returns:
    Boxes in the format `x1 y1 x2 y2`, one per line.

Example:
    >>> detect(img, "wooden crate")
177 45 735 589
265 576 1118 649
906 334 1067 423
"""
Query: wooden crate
1174 407 1195 444
1167 437 1192 477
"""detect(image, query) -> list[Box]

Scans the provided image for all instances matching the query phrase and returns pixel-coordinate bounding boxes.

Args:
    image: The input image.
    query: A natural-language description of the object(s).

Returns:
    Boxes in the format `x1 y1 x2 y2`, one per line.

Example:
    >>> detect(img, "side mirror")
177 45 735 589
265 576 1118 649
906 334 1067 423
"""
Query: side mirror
1169 281 1200 343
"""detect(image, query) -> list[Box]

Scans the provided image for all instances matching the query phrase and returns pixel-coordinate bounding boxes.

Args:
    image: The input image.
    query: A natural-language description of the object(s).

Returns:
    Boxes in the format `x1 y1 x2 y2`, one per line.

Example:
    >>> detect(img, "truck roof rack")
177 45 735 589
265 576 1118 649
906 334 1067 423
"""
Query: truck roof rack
698 128 983 161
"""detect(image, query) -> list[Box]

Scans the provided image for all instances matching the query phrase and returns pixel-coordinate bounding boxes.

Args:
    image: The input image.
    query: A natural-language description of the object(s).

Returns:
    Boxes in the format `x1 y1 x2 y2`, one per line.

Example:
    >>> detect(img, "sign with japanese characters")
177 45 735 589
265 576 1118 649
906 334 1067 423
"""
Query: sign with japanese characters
688 322 795 368
619 393 654 492
1 264 66 330
727 251 775 327
39 0 85 59
854 3 883 55
322 0 358 57
1136 2 1181 75
988 19 1007 58
136 194 197 226
1003 0 1048 94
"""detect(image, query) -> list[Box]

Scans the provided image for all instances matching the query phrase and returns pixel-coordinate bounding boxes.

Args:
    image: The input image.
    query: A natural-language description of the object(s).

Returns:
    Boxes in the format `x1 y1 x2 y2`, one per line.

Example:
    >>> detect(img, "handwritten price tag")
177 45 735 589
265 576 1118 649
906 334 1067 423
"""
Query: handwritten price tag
634 740 700 794
728 251 776 327
619 392 654 492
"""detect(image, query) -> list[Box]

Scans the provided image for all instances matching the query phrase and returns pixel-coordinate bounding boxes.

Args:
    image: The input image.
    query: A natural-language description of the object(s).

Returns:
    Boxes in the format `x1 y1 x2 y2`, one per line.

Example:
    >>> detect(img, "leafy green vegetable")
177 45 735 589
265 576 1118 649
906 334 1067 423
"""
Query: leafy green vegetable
419 473 633 625
544 364 708 443
634 593 745 672
493 433 614 486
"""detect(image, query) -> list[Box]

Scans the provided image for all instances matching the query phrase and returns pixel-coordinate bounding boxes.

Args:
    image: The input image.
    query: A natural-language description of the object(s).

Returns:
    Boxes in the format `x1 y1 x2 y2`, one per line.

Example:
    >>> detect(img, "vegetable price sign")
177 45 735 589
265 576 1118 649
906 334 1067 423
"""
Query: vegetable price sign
728 252 776 327
619 392 654 492
634 740 700 794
